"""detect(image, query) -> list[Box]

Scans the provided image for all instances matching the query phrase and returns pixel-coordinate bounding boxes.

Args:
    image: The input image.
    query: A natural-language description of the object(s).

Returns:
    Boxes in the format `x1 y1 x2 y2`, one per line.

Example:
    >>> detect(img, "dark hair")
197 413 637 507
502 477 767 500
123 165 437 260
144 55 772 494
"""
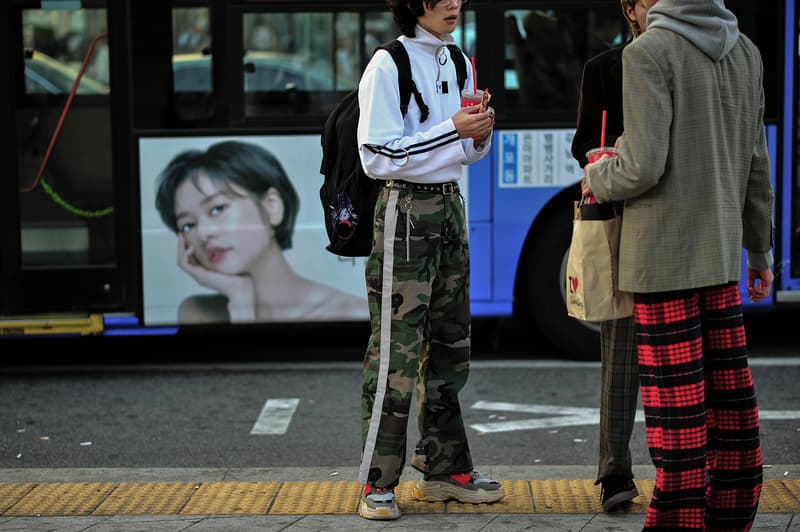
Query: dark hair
386 0 469 38
620 0 641 38
155 140 300 250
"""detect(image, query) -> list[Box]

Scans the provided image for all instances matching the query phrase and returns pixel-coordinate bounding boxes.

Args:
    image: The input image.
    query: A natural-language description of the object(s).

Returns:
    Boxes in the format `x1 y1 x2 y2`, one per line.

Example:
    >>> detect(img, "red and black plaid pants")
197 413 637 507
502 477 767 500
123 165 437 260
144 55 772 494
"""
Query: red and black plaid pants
635 282 762 531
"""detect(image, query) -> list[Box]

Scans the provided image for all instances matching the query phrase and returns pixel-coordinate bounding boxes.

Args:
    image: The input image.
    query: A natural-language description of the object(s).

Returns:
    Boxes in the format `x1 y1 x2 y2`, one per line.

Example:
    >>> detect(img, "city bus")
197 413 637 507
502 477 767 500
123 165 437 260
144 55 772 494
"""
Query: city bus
0 0 797 359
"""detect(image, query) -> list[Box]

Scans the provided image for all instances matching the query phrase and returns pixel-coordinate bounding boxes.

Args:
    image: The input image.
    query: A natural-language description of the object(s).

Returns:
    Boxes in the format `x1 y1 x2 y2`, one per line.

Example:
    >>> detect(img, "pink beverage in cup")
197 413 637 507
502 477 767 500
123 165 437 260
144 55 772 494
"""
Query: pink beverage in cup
584 147 617 203
461 88 489 140
586 146 617 163
461 88 486 109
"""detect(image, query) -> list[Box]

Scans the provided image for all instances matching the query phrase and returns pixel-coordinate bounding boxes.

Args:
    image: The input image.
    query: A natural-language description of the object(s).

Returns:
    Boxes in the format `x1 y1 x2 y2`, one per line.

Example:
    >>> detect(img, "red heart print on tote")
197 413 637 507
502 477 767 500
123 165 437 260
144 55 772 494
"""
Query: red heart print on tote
570 276 578 293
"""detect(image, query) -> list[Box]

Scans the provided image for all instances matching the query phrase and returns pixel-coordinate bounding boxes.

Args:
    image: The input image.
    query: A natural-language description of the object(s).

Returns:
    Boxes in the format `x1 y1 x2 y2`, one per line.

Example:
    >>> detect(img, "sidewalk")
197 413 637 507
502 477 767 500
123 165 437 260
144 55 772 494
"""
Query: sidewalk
1 466 797 531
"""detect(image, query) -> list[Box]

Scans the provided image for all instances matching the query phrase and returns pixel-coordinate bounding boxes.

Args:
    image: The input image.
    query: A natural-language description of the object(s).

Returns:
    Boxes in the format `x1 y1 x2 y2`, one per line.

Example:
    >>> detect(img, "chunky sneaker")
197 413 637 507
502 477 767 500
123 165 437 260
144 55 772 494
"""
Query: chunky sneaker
358 484 400 520
414 471 504 503
600 476 639 512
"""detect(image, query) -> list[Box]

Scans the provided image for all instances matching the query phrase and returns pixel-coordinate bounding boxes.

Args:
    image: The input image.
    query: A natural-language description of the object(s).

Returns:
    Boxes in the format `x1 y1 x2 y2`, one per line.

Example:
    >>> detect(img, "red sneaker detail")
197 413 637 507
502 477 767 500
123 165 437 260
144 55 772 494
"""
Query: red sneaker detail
364 484 393 495
450 473 472 486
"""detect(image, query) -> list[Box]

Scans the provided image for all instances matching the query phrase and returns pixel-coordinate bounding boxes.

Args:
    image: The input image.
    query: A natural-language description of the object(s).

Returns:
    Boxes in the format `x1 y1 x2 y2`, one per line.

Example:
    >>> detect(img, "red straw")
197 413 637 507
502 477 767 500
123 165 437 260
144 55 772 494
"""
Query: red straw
600 109 607 148
471 57 477 94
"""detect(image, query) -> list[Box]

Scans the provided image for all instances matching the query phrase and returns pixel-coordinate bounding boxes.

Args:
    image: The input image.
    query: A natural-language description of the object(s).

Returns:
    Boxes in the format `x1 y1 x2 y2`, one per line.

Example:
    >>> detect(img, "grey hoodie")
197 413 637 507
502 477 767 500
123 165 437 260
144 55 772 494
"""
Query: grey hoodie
647 0 740 61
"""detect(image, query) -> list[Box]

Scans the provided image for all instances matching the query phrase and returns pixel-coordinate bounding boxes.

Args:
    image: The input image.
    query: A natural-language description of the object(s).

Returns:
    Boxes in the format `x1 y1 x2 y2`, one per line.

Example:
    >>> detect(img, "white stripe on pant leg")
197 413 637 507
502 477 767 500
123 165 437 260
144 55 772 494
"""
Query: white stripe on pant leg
359 189 400 485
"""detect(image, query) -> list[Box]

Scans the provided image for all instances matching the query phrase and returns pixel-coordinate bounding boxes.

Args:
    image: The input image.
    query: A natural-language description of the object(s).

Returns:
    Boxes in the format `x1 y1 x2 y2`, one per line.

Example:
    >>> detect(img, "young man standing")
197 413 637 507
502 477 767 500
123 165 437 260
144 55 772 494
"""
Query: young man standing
583 0 773 529
356 0 502 521
570 0 654 512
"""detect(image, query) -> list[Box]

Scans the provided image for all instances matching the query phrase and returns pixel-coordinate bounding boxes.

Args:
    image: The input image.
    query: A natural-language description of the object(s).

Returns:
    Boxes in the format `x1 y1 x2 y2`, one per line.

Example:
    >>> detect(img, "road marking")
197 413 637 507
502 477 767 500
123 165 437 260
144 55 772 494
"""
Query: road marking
470 401 800 433
251 398 300 435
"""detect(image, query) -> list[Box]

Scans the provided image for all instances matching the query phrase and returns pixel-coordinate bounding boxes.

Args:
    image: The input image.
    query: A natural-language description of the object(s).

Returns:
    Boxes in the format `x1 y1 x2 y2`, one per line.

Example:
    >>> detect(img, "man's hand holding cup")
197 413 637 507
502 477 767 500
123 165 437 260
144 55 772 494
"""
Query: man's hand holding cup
456 87 494 145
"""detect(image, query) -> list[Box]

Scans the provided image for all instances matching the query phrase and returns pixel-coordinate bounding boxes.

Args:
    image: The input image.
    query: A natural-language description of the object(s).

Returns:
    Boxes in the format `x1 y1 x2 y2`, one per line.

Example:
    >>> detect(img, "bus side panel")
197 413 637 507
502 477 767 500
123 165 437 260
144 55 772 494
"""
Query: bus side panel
470 223 492 304
468 154 492 222
468 153 493 304
493 186 562 305
741 124 780 307
488 129 583 309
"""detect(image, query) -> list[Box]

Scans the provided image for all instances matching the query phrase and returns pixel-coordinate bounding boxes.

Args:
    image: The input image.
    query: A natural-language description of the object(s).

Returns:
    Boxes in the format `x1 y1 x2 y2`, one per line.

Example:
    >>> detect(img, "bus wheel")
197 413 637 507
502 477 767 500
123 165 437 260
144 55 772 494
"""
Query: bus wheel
525 205 600 360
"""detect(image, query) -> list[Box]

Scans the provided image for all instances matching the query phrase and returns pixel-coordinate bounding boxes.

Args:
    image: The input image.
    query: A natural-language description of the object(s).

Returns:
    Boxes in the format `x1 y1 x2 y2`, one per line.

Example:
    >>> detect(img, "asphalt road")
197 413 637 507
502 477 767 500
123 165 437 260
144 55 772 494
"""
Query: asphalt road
1 355 798 471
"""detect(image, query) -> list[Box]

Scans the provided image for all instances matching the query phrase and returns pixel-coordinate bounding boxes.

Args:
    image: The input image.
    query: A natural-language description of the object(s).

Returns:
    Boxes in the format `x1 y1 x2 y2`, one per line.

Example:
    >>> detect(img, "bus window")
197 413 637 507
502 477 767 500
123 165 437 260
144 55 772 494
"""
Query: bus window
172 7 212 121
451 10 475 57
364 13 400 65
243 12 333 96
241 11 395 119
504 8 629 114
173 7 210 55
333 13 361 91
17 7 113 268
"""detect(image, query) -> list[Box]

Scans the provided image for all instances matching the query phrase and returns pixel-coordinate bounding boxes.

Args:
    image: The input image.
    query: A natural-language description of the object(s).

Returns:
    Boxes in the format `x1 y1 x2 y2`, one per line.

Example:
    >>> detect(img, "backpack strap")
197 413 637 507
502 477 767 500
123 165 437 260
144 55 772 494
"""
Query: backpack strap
378 39 430 123
446 44 468 93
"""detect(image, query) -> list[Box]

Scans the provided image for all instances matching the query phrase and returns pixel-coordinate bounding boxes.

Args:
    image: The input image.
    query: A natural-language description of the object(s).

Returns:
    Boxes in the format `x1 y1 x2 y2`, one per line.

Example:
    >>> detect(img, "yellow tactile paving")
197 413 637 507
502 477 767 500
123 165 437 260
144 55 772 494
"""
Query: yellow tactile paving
0 479 796 516
394 480 446 514
93 482 197 515
270 481 359 514
531 479 602 513
783 479 800 501
758 478 800 512
182 481 280 515
0 483 35 514
4 482 116 516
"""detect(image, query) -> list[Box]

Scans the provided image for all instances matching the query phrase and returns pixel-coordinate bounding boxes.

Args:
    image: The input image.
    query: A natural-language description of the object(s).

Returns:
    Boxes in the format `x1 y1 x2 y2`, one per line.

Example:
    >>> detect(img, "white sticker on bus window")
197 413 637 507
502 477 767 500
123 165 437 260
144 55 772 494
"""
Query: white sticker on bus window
498 130 583 188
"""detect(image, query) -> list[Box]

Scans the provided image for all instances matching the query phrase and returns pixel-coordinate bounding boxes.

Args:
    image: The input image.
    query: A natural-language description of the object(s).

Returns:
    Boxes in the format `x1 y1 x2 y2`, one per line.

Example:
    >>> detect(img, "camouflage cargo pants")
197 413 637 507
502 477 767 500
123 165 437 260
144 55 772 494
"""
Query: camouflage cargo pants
359 183 473 488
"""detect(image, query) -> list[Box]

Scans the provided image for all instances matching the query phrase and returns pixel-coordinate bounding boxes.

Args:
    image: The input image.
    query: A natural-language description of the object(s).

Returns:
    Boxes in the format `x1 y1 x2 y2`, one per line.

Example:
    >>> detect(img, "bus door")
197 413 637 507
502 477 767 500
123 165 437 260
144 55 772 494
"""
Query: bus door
0 0 125 324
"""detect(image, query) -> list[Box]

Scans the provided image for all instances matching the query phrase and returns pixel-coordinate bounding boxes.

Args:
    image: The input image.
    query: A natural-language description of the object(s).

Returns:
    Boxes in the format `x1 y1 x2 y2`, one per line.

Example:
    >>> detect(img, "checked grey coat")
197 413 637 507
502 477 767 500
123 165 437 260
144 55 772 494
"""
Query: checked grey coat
586 0 774 294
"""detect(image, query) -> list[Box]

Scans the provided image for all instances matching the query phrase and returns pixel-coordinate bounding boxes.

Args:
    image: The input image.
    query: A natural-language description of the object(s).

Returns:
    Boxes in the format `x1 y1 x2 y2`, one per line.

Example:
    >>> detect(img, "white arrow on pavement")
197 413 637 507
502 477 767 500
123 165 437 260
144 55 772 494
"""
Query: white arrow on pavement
470 401 800 434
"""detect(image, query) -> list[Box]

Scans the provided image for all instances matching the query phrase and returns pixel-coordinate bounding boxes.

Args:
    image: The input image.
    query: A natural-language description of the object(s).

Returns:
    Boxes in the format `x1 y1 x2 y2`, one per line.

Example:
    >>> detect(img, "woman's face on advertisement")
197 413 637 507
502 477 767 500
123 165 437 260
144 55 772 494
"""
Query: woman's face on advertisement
174 172 281 274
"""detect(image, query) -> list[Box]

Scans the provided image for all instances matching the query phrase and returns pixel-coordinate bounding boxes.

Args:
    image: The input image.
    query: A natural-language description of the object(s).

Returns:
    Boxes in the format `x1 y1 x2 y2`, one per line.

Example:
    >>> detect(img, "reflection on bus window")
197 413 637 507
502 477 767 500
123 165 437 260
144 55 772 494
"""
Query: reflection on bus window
23 9 110 92
335 13 360 90
25 50 109 95
245 14 289 52
241 11 394 118
173 8 210 54
450 10 475 57
172 7 210 88
169 7 471 120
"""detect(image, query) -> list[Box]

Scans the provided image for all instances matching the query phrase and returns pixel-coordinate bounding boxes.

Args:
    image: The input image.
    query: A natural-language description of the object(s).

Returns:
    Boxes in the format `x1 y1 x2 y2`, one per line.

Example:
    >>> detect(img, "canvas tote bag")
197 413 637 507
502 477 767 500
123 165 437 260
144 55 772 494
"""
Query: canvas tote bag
565 199 633 321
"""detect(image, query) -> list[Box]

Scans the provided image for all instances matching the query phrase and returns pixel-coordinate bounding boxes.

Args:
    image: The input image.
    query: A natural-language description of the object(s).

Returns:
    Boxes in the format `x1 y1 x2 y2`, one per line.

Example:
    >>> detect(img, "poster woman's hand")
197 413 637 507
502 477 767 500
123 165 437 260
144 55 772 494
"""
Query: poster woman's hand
177 234 256 321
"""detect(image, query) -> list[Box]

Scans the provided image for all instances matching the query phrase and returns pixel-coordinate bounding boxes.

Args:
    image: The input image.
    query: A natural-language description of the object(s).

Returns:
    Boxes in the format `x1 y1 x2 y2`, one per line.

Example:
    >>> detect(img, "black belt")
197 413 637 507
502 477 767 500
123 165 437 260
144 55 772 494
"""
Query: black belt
384 179 459 194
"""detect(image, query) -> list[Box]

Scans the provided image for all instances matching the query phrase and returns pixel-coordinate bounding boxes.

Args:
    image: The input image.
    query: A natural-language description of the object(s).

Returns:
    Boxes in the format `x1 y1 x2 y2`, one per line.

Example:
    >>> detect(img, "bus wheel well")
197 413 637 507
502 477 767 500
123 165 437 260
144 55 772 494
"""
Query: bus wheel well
514 183 600 360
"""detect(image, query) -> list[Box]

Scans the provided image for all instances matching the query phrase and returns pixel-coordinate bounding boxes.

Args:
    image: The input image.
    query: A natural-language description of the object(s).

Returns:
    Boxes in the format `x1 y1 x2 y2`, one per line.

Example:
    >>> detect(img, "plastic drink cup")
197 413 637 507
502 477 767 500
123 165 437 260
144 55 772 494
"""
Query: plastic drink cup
584 147 617 204
586 146 617 163
462 88 489 140
461 88 486 109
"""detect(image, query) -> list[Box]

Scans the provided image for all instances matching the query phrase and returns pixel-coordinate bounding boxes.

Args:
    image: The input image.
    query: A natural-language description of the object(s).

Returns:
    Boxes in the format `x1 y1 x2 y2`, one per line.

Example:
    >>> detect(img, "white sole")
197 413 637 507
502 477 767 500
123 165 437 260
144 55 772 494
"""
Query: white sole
413 480 504 504
358 499 401 520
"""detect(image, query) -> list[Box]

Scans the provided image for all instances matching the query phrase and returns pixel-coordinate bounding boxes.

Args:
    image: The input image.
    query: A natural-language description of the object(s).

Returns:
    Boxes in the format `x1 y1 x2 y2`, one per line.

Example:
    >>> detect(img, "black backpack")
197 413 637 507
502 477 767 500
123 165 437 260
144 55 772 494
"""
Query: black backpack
319 39 467 257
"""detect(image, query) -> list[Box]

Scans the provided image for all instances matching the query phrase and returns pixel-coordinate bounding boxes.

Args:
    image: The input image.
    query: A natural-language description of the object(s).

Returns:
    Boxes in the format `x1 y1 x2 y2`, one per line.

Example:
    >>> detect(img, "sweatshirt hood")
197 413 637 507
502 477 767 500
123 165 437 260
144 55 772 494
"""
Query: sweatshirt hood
647 0 739 61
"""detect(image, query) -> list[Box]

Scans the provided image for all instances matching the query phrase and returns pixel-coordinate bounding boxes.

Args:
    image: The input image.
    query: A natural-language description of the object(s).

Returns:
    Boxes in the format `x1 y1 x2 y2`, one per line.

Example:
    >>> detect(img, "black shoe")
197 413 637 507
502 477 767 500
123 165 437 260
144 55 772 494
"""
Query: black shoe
600 476 638 512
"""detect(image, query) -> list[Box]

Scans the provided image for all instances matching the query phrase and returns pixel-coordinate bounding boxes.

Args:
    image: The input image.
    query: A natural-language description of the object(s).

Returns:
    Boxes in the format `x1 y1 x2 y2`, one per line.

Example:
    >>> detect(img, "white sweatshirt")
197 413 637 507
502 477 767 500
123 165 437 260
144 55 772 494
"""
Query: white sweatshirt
357 25 491 184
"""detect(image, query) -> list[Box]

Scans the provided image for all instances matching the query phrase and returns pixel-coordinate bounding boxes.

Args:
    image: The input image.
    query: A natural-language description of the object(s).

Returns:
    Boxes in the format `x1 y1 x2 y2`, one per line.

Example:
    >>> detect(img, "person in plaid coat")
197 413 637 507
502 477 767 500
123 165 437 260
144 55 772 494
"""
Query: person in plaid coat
583 0 774 529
